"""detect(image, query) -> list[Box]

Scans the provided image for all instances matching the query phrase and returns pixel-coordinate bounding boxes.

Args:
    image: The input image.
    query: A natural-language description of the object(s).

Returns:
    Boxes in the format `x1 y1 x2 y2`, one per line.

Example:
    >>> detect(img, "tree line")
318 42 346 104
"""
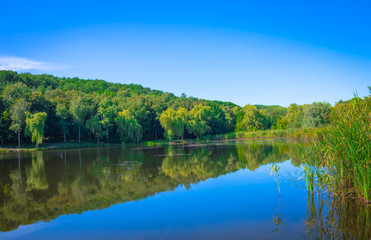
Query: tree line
1 70 366 146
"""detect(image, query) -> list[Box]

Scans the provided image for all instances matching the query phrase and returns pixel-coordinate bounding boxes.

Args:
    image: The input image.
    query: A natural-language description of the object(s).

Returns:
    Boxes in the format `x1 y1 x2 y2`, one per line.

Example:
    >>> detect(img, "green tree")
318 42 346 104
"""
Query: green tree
116 110 142 143
9 98 31 147
236 105 269 132
255 105 287 129
187 104 211 138
2 82 30 106
25 112 48 147
98 98 116 144
176 107 188 140
283 103 304 129
159 108 185 141
207 104 228 135
0 70 19 90
302 102 331 128
0 110 10 145
70 96 89 143
86 115 103 144
56 103 70 143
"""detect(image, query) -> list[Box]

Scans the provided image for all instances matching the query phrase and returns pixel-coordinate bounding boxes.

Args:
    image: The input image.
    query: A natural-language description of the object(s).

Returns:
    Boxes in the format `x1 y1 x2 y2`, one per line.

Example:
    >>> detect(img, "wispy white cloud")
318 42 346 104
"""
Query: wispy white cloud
0 56 66 71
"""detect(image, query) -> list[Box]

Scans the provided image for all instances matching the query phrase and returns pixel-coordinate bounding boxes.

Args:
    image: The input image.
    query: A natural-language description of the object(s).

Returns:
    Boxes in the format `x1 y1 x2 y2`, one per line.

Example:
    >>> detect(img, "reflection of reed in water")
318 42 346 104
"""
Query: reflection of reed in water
304 191 371 240
270 163 284 232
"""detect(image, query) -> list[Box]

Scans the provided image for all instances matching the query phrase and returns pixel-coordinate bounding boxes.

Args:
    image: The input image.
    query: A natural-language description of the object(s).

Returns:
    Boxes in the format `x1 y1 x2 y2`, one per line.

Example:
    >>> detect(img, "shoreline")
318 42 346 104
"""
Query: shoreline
0 136 290 153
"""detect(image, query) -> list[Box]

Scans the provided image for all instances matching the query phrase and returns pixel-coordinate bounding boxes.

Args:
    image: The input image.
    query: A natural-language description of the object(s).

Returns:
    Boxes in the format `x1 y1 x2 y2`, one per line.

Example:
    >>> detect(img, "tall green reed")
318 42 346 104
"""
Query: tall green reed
307 97 371 202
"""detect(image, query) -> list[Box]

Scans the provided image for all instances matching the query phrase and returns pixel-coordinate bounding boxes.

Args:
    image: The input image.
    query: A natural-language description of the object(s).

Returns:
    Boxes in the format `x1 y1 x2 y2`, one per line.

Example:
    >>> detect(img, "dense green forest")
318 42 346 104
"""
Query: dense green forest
0 70 369 146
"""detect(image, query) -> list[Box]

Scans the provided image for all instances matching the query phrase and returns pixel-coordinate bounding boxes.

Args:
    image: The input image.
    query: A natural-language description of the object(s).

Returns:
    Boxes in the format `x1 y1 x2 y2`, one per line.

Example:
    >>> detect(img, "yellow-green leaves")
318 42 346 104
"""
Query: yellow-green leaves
236 104 268 132
186 104 211 138
25 111 47 146
160 108 184 141
116 110 142 143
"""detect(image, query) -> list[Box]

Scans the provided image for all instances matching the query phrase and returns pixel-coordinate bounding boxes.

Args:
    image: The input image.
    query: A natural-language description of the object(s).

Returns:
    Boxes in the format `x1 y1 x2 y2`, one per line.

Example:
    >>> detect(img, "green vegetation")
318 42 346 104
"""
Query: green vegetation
25 112 47 146
115 110 142 143
305 95 371 203
0 71 239 146
0 71 370 204
9 98 30 147
0 70 340 148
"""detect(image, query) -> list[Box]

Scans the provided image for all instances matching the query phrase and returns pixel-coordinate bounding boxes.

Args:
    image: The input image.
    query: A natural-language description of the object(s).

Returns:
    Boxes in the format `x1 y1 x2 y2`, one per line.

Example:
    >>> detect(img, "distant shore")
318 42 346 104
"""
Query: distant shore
0 129 314 153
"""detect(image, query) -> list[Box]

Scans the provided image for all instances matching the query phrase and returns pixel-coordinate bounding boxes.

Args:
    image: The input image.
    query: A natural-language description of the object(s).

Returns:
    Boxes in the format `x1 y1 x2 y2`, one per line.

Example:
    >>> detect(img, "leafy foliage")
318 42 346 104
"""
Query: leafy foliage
116 110 142 143
25 112 47 146
0 70 366 146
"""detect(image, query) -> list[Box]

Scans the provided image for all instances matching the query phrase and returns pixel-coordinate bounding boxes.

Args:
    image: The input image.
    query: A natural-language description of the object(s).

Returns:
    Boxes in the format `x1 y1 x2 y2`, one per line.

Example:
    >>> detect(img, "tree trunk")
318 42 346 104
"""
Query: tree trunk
97 136 99 144
18 131 20 147
64 130 66 143
78 125 81 143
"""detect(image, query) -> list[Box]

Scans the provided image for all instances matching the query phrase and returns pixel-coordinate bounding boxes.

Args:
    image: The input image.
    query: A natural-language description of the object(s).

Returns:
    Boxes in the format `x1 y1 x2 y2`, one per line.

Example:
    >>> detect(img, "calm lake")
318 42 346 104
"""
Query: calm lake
0 140 369 240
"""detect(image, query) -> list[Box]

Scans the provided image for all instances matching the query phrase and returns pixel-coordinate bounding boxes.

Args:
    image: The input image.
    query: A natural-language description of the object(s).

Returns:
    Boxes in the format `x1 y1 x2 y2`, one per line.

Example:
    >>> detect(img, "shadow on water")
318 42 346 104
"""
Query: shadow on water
0 140 369 239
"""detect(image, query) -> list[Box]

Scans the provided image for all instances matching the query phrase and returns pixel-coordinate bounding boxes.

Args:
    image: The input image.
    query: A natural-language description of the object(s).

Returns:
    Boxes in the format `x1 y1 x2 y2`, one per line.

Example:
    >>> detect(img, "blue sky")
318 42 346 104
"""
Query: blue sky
0 0 370 106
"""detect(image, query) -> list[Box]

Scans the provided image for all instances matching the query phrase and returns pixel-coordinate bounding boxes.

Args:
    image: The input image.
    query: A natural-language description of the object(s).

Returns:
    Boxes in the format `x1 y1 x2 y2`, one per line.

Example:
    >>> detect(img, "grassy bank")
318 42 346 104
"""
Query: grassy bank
0 139 207 152
0 142 123 153
199 127 326 142
0 127 323 153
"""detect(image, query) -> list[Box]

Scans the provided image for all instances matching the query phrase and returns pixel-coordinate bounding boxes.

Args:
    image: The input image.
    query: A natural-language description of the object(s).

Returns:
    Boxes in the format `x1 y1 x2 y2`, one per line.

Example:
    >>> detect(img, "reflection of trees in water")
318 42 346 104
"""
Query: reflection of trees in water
0 170 31 231
26 152 48 191
0 141 302 232
162 147 213 180
236 141 295 171
304 192 371 240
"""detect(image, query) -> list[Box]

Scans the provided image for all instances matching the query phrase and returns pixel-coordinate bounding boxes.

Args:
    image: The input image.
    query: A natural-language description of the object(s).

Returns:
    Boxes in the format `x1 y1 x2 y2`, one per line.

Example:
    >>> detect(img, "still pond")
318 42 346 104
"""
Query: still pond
0 140 369 239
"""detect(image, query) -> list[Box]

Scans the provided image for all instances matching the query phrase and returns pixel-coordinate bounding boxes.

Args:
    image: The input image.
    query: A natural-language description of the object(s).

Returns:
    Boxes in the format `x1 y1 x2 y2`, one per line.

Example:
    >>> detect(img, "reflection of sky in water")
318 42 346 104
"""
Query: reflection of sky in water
1 158 308 240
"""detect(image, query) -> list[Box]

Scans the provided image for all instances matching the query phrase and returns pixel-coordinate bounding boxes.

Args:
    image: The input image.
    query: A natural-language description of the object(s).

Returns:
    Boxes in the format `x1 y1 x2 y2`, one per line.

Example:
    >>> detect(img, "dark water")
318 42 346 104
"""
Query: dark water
0 140 369 240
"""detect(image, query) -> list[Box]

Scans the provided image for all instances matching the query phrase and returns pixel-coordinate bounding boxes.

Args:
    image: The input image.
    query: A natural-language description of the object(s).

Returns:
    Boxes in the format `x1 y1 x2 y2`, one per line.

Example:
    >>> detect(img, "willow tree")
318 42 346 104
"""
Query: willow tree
86 115 103 144
160 108 178 141
9 98 30 147
176 107 188 140
116 110 142 143
160 108 187 141
25 112 47 147
186 104 211 139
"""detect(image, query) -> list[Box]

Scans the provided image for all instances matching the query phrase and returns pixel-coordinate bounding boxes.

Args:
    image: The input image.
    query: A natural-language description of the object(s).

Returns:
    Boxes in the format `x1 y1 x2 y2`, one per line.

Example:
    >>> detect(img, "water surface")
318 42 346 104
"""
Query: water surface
0 140 369 239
